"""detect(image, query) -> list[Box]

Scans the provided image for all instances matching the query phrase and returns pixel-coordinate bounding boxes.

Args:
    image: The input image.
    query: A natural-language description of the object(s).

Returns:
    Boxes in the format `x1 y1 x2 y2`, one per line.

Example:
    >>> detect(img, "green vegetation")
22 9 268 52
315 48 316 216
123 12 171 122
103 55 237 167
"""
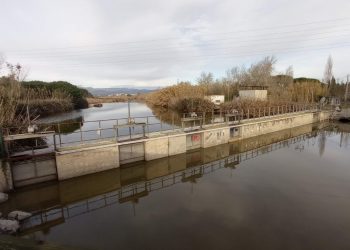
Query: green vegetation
0 61 91 128
23 81 91 109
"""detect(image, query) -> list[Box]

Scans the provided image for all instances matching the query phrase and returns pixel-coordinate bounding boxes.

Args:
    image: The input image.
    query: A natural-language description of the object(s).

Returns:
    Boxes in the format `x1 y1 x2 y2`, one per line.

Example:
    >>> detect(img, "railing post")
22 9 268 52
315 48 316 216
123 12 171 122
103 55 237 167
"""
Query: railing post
247 109 250 119
146 117 149 136
79 122 83 142
53 134 57 151
172 113 175 130
57 123 62 147
160 116 163 132
212 109 214 124
99 121 102 138
203 112 206 125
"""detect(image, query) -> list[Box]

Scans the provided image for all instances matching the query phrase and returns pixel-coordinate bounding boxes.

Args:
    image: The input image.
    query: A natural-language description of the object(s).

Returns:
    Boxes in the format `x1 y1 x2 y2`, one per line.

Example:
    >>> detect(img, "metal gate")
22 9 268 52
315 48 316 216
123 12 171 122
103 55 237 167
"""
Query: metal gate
119 143 145 165
10 155 57 188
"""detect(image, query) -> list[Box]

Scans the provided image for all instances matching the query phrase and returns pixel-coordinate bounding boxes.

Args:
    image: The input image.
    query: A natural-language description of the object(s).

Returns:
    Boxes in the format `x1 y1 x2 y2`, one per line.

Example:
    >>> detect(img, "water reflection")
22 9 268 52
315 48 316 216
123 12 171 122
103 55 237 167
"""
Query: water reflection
1 122 350 250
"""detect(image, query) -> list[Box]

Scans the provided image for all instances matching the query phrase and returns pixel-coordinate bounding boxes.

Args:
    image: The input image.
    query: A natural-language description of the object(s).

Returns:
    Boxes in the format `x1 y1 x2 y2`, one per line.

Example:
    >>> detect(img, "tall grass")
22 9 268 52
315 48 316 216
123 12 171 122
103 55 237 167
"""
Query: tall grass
0 78 73 128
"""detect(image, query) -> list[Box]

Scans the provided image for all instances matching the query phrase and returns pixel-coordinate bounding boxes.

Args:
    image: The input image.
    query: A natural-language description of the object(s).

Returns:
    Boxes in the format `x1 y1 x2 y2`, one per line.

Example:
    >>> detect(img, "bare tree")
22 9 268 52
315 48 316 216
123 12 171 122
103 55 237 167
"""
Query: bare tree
247 56 277 86
323 55 333 95
197 72 214 95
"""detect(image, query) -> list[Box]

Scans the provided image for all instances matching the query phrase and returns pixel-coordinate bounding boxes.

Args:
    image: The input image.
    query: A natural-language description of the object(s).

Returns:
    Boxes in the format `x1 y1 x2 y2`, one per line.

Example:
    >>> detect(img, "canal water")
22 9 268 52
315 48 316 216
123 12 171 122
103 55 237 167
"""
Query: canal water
1 120 350 249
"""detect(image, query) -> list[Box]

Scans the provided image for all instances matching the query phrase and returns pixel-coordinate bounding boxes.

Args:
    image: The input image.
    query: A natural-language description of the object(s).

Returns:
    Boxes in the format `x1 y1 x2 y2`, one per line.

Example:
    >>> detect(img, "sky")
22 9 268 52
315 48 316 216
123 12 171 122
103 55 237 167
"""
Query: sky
1 0 350 88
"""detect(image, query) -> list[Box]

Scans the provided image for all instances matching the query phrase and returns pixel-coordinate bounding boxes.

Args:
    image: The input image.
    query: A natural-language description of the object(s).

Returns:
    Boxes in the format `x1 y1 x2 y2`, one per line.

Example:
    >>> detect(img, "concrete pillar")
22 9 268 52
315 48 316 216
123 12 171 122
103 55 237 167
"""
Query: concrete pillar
56 144 119 180
144 137 169 161
168 135 186 156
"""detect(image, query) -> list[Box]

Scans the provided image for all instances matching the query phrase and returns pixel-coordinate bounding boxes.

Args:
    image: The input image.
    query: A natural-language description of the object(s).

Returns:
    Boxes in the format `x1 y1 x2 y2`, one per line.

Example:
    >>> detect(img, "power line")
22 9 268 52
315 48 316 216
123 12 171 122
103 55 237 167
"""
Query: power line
10 29 350 60
22 42 350 69
5 17 350 53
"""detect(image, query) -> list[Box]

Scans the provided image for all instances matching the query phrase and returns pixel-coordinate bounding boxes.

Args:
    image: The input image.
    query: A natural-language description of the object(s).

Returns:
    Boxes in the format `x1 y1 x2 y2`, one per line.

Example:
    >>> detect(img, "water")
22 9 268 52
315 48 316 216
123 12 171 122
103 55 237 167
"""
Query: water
1 121 350 250
39 102 179 147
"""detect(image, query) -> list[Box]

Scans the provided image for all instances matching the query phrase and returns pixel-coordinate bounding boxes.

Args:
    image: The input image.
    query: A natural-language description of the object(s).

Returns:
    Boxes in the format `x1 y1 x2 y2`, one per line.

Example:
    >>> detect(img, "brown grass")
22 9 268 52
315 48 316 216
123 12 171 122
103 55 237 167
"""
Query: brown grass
0 79 73 128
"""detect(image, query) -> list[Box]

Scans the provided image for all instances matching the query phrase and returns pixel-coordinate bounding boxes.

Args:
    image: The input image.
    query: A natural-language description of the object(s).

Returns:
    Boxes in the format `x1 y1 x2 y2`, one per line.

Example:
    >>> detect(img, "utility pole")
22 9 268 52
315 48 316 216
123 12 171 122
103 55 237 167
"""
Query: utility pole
345 75 349 102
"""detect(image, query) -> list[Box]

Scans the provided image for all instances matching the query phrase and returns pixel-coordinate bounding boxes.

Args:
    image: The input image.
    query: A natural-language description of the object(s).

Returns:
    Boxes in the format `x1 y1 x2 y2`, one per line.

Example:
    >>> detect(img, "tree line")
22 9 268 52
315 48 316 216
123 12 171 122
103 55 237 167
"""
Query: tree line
147 56 347 111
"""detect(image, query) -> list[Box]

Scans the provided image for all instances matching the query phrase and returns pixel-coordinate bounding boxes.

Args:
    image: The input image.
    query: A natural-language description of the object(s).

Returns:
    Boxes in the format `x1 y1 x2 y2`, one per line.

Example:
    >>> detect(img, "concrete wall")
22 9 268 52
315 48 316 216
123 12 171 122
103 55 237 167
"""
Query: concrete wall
144 137 169 161
7 110 331 186
119 142 144 164
202 128 230 148
240 113 314 139
205 95 225 104
319 111 331 121
168 135 186 156
186 133 201 150
239 90 267 100
56 145 119 180
0 161 13 192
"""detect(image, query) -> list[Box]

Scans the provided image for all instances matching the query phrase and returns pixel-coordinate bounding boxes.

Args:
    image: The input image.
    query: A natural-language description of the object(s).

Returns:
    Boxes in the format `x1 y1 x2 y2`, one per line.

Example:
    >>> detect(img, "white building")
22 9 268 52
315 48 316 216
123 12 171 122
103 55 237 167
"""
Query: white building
205 95 225 105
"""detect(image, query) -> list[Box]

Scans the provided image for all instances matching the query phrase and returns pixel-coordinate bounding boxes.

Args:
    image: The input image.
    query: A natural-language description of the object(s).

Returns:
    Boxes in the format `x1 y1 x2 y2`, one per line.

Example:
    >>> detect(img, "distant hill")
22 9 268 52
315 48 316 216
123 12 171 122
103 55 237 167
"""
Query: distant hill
84 87 158 97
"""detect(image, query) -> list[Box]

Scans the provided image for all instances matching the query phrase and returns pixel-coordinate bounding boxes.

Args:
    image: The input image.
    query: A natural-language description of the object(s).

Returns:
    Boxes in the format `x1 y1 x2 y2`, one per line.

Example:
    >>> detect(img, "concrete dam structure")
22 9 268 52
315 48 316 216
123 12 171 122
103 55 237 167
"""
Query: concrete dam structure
0 107 331 190
0 121 330 236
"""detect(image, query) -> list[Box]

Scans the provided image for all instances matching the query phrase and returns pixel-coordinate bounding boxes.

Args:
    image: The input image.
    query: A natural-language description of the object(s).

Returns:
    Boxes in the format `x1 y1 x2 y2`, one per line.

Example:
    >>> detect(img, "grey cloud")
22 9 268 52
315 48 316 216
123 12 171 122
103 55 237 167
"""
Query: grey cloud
1 0 350 87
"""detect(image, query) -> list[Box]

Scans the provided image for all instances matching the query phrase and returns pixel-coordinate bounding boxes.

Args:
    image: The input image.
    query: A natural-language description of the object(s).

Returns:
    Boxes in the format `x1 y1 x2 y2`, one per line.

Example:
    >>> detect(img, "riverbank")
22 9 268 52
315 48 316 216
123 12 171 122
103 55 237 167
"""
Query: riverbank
87 93 149 106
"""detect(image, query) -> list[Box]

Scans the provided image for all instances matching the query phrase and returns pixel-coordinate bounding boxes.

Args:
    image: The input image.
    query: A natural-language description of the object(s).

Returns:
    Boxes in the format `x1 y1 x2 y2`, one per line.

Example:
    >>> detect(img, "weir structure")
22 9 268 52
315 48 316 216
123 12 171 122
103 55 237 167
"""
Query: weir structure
0 104 330 189
0 122 331 236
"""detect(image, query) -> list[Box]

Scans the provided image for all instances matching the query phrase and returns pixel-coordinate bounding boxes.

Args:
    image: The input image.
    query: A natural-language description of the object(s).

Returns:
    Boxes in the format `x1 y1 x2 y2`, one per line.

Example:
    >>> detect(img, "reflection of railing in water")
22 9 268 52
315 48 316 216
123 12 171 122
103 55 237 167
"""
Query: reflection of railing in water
20 131 314 235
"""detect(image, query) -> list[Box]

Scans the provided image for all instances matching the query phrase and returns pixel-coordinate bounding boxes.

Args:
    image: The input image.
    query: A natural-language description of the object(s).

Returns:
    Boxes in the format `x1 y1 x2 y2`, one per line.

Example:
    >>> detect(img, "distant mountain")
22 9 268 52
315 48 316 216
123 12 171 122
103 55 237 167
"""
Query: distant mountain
84 87 159 97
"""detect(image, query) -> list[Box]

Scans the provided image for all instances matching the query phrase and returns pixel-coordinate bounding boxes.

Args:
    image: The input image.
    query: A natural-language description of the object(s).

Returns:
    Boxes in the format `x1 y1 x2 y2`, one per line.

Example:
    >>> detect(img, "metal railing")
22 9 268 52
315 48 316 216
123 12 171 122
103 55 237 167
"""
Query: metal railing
1 103 320 154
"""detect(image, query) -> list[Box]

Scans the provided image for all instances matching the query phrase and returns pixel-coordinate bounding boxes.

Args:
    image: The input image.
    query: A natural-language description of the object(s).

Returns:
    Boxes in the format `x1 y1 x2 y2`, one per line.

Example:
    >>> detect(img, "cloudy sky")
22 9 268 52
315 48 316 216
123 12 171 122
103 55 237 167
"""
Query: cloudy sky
1 0 350 87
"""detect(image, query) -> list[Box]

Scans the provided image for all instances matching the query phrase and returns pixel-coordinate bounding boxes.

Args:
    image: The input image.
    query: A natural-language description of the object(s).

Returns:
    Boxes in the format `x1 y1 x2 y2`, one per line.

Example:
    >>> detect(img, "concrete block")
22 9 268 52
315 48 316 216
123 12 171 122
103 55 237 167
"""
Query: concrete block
145 137 169 161
8 211 32 221
0 219 19 233
56 145 119 180
186 133 202 150
0 192 8 203
168 135 186 156
202 128 230 148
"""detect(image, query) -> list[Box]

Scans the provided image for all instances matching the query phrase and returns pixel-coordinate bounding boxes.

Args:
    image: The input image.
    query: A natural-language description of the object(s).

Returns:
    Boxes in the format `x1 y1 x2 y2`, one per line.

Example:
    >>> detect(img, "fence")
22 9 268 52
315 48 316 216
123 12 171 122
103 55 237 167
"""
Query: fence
2 103 320 155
